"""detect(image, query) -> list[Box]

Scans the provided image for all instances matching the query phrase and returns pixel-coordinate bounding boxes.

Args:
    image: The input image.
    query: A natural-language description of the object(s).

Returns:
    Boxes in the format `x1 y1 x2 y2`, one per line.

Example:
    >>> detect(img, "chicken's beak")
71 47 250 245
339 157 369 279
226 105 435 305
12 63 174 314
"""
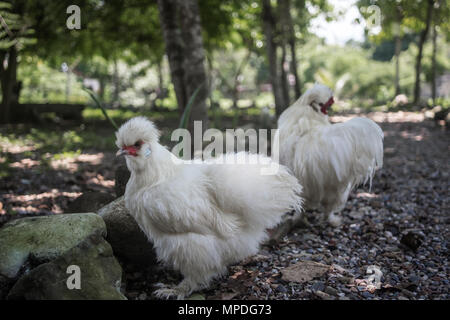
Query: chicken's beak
116 149 128 157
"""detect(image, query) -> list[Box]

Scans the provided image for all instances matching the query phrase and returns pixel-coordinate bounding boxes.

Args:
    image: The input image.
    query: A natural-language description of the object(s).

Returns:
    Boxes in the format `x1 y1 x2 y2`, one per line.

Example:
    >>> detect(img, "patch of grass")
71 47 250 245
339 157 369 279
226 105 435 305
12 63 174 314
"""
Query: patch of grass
52 150 82 160
0 158 12 178
83 107 139 123
82 106 179 126
1 125 117 156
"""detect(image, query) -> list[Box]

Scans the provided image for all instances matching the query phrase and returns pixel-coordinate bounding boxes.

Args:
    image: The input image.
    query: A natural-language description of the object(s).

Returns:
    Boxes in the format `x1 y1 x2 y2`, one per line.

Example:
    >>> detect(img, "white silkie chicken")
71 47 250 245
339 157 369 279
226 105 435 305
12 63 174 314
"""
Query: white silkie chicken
275 83 383 226
115 117 303 299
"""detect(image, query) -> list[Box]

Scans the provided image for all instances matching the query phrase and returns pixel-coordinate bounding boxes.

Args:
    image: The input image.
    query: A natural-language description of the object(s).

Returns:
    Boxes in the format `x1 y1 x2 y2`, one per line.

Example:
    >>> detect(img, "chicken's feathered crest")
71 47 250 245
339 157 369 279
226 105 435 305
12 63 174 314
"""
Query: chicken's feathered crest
115 116 160 148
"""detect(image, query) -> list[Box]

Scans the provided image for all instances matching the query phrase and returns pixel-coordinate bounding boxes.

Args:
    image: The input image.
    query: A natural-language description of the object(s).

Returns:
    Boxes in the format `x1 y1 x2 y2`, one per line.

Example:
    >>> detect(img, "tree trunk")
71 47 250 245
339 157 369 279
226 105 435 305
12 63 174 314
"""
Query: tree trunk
431 18 438 105
262 0 284 117
178 0 209 136
157 0 187 115
232 51 251 110
99 76 106 100
112 59 120 106
0 47 18 124
156 59 166 99
289 37 301 99
280 0 301 99
394 34 401 96
413 0 434 104
280 44 289 107
394 7 403 97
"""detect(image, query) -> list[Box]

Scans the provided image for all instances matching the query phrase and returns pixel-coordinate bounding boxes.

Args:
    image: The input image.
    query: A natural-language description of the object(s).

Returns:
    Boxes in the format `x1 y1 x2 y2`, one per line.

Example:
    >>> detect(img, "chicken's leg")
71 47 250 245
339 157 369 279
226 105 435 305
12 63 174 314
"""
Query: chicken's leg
153 278 199 300
322 211 342 228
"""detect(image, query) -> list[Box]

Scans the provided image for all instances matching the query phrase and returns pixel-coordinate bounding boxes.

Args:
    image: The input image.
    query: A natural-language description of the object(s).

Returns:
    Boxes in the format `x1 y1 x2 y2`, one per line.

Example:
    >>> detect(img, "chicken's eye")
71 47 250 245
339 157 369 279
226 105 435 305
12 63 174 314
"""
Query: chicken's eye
134 141 142 148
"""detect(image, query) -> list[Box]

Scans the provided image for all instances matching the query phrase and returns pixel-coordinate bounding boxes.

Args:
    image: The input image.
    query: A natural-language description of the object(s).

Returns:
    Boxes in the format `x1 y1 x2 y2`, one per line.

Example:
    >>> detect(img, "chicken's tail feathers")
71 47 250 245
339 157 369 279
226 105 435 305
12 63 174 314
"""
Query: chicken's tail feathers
246 165 304 231
343 117 384 189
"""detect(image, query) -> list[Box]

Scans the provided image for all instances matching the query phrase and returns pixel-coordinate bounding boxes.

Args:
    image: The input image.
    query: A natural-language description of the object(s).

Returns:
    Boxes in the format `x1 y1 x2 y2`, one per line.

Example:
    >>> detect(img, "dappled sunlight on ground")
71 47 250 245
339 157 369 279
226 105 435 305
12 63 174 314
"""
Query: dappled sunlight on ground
84 171 115 189
399 128 430 142
0 143 36 154
0 125 117 217
10 158 41 169
50 153 105 172
2 190 82 214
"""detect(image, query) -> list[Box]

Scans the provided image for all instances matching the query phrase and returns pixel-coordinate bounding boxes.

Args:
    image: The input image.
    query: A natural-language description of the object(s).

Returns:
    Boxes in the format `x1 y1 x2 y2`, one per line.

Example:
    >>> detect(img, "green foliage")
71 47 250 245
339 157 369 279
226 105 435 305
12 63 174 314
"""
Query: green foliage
18 56 86 103
0 0 36 50
2 0 448 119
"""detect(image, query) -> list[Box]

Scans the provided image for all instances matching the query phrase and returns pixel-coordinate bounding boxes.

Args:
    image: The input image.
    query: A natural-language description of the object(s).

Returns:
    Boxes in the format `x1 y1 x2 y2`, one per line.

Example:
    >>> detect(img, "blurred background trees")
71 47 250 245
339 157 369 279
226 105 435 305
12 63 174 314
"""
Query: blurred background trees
0 0 448 127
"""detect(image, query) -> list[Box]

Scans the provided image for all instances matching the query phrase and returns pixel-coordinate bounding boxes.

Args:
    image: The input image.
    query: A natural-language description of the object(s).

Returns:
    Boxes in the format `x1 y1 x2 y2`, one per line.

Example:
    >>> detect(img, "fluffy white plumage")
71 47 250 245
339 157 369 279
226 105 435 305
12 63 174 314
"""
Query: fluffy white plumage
276 84 384 226
115 117 303 299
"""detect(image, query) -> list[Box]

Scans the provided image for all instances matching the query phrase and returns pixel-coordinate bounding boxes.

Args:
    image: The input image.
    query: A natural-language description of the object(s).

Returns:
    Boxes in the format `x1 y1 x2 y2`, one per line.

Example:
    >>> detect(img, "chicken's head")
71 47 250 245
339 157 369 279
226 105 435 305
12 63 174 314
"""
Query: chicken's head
115 116 160 168
300 83 334 115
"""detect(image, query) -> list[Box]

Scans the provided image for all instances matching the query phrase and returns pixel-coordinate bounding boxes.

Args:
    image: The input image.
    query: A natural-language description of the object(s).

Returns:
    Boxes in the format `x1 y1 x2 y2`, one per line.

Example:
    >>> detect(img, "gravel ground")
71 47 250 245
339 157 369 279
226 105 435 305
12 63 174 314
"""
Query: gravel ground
123 112 449 300
1 112 448 300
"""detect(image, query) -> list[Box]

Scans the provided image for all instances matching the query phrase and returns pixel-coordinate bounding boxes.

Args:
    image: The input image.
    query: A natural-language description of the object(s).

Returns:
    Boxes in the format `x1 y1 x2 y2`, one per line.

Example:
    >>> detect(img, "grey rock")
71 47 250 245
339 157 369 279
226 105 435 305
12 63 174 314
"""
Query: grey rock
7 234 126 300
275 284 287 293
281 261 330 283
115 164 130 197
311 281 325 292
324 286 339 296
0 213 106 280
97 196 157 265
400 232 423 251
314 290 334 300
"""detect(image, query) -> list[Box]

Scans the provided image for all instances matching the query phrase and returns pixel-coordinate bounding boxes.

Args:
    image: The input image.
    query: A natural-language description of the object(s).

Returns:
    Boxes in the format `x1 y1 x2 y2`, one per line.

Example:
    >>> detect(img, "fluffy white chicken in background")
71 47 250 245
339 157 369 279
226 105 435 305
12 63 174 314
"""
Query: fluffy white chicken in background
276 83 383 226
115 117 303 299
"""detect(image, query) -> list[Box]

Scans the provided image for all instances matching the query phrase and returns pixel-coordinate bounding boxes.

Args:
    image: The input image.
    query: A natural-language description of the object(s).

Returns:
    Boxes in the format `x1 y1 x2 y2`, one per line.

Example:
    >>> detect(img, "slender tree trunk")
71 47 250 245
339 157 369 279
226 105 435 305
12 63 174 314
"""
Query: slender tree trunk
431 0 440 107
413 0 434 104
156 59 165 98
289 38 301 99
394 34 401 96
99 77 106 100
178 0 209 136
431 23 437 105
280 0 301 99
157 0 187 114
65 71 71 103
232 51 251 110
112 59 120 106
278 0 289 106
280 44 289 107
262 0 284 117
0 47 18 123
394 7 403 96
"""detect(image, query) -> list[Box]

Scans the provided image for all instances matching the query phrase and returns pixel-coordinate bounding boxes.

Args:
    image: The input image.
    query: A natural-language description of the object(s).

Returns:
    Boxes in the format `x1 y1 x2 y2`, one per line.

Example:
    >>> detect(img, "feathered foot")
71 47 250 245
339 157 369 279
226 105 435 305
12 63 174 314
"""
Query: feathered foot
316 211 342 228
154 287 185 300
153 279 197 300
327 212 342 228
297 212 312 228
